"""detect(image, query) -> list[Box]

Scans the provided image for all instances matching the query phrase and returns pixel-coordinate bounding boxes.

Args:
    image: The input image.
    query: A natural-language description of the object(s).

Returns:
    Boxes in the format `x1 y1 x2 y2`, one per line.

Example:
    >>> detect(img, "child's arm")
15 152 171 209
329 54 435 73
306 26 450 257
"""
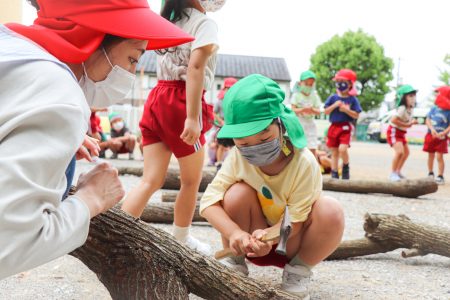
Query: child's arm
425 117 439 137
391 116 415 128
324 101 341 115
182 44 215 145
339 105 359 119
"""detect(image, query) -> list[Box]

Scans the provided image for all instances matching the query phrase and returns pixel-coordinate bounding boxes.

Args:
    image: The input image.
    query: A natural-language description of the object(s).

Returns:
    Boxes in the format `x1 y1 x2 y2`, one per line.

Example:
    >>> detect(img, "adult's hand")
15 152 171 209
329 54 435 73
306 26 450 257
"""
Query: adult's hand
75 162 125 218
76 135 100 162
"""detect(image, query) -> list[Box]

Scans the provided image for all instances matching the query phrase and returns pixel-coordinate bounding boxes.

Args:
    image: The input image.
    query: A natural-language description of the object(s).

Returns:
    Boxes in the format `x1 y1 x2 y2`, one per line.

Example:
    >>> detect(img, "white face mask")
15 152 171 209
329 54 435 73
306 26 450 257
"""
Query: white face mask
80 48 136 108
112 121 124 131
198 0 226 12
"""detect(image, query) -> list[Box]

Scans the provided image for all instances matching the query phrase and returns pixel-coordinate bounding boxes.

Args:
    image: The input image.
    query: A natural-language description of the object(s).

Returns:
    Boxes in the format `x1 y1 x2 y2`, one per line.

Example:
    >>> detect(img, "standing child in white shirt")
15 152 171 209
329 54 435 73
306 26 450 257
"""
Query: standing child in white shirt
122 0 226 255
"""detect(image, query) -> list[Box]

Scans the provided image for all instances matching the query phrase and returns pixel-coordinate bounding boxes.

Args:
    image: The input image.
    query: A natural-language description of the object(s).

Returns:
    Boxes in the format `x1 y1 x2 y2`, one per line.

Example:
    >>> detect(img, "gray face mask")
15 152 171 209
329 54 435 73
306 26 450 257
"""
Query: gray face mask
238 138 281 167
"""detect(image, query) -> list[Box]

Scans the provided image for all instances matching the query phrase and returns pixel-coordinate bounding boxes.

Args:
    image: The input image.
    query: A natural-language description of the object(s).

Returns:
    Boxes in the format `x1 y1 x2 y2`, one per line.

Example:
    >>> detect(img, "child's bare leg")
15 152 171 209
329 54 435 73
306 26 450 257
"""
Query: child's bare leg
288 196 344 265
126 135 136 152
121 143 172 217
396 143 409 173
330 148 339 171
175 148 205 227
338 144 349 164
391 142 404 172
436 152 445 176
221 182 268 248
427 152 435 174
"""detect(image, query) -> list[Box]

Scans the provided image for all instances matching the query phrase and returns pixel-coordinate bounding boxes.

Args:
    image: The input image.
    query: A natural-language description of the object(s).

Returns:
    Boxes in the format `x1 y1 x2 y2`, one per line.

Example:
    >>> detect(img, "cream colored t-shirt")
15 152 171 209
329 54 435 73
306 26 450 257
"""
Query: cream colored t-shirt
157 8 219 89
390 105 413 131
200 147 322 225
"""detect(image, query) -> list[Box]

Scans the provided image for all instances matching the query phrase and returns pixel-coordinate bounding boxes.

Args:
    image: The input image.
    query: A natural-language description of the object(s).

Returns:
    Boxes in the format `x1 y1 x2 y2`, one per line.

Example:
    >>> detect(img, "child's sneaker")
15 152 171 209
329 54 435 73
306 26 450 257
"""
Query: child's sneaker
398 173 407 179
389 172 401 182
281 264 312 299
219 256 249 276
331 170 339 179
435 175 445 185
428 172 435 179
342 164 350 180
110 152 118 159
128 152 134 160
184 235 212 256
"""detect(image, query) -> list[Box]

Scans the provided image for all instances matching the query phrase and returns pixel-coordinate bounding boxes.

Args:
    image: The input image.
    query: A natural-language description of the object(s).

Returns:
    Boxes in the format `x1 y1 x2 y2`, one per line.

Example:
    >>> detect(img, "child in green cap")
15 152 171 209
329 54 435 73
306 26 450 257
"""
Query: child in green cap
291 70 321 156
200 74 344 298
387 85 418 181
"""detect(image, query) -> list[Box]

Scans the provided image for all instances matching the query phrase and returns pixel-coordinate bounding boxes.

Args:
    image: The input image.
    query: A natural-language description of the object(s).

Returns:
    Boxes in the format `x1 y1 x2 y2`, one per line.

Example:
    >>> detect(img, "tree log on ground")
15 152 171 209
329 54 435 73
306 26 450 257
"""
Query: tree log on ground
327 213 450 260
70 208 297 300
141 202 206 223
119 167 437 198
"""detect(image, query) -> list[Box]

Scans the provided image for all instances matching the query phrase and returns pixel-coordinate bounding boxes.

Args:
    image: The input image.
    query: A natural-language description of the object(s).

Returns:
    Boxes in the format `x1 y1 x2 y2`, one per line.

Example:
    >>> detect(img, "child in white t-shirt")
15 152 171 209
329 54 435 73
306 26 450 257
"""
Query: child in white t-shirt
122 0 226 255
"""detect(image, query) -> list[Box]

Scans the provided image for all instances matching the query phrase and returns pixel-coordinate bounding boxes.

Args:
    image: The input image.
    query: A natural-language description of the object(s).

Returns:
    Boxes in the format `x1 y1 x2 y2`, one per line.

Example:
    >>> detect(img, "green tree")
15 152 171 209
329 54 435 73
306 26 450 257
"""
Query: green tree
437 54 450 86
310 29 394 111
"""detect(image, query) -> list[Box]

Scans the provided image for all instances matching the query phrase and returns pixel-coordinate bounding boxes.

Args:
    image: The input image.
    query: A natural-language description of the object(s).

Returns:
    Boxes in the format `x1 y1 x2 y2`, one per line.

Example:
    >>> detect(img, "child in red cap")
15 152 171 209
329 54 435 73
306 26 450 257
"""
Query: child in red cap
122 0 227 255
387 85 418 181
423 86 450 184
208 77 238 169
324 69 362 179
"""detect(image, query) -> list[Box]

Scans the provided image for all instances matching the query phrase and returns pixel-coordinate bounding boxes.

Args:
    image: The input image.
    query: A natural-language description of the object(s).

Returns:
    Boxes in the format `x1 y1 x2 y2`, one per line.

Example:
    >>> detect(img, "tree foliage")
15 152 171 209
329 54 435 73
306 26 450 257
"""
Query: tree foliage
310 29 394 111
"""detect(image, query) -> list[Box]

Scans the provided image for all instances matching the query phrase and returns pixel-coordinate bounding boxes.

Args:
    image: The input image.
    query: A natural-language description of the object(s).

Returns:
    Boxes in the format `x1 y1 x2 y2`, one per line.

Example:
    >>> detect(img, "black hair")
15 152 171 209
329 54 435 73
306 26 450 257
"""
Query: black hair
27 0 39 10
161 0 191 23
216 119 284 147
156 0 191 55
101 34 126 51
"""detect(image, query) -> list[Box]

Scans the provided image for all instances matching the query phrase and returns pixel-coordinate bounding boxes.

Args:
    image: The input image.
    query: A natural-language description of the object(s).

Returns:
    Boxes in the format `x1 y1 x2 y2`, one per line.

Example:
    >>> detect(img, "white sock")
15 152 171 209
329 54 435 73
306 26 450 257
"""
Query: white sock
172 224 189 243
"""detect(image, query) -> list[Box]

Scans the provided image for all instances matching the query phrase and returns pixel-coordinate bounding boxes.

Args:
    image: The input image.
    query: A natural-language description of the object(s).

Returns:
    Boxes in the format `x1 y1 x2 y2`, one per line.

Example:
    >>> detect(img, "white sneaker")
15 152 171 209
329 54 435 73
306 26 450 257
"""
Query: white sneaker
398 173 407 180
219 256 249 276
184 235 212 256
435 176 445 185
281 264 312 299
389 172 401 182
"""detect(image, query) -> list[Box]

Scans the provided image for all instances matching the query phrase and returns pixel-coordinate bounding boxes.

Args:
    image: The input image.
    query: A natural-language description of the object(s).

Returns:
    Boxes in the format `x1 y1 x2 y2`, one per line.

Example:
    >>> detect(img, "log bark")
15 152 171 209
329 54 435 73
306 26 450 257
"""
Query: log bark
118 167 216 193
119 167 437 198
161 190 201 203
141 202 206 223
70 208 297 300
327 213 450 260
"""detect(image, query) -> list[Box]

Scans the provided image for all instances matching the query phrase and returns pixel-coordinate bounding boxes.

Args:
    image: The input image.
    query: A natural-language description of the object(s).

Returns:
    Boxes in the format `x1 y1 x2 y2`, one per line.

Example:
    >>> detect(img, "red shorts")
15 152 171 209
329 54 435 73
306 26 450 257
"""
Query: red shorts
387 125 407 146
140 80 213 158
326 122 353 148
246 244 289 269
423 133 448 153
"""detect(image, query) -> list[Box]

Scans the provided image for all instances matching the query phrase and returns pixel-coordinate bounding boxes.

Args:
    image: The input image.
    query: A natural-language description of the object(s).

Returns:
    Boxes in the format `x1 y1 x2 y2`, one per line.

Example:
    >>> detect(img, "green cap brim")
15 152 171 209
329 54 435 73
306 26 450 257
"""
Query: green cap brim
217 118 273 139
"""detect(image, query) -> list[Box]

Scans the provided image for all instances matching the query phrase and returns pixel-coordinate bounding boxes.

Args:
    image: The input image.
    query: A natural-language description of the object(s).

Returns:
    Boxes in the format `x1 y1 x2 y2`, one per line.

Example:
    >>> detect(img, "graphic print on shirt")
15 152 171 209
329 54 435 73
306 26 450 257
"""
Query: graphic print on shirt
257 185 284 224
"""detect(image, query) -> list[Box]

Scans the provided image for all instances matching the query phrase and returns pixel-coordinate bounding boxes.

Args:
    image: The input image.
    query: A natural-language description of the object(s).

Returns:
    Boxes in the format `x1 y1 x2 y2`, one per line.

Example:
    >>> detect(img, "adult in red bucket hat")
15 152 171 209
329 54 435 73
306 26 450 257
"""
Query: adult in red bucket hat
0 0 193 280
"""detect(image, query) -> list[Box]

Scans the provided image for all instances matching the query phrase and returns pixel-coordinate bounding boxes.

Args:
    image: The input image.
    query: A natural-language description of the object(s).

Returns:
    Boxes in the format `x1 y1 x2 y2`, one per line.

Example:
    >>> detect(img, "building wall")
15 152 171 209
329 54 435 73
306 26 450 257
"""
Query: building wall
0 0 22 23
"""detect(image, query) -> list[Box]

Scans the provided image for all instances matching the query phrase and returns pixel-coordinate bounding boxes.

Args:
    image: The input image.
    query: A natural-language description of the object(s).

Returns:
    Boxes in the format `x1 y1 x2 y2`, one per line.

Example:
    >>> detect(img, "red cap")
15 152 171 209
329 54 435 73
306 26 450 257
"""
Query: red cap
435 86 450 110
333 69 357 83
6 0 194 63
218 77 238 100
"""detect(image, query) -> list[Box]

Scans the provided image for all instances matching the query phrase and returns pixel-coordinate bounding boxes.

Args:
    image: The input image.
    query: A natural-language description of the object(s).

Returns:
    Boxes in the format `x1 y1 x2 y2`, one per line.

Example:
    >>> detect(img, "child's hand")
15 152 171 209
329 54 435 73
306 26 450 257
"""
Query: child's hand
229 229 253 256
246 229 273 258
410 119 418 126
431 129 439 138
334 100 343 107
339 104 350 112
437 132 445 140
180 118 201 146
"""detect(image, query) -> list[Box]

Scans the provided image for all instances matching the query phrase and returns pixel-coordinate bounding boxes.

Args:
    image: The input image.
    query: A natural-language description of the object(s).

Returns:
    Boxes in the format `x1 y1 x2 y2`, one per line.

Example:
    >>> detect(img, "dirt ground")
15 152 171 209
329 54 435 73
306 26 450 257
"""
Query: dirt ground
1 141 449 300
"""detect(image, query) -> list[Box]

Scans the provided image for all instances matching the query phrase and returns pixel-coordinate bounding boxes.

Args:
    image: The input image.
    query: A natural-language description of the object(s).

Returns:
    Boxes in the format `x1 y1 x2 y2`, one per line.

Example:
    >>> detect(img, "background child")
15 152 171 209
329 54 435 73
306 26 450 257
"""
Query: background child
291 70 321 156
386 85 418 181
208 77 237 169
423 86 450 184
108 112 137 160
324 69 362 179
121 0 225 255
200 74 344 298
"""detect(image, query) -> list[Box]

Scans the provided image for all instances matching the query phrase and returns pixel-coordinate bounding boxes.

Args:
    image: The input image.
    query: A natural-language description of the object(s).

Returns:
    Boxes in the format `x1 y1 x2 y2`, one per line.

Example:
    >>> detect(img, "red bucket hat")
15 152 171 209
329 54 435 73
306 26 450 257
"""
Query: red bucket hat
435 86 450 110
333 69 358 96
218 77 238 100
6 0 194 64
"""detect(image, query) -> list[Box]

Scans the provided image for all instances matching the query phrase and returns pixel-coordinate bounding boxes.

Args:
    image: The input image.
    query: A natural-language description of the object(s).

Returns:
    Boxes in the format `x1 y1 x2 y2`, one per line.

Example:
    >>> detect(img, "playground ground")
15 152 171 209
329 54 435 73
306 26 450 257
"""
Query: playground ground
1 142 449 299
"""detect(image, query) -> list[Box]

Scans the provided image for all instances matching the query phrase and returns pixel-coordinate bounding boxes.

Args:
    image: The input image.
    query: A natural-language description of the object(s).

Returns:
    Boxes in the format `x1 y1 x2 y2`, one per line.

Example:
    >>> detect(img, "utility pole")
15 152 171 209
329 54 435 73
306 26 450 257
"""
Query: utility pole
396 57 402 87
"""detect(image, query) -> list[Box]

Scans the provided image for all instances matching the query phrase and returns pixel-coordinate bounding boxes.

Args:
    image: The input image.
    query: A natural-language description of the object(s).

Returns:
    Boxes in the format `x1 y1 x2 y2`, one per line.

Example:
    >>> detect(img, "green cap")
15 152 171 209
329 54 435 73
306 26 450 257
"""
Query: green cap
217 74 307 149
300 70 316 81
109 112 121 122
396 84 417 106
